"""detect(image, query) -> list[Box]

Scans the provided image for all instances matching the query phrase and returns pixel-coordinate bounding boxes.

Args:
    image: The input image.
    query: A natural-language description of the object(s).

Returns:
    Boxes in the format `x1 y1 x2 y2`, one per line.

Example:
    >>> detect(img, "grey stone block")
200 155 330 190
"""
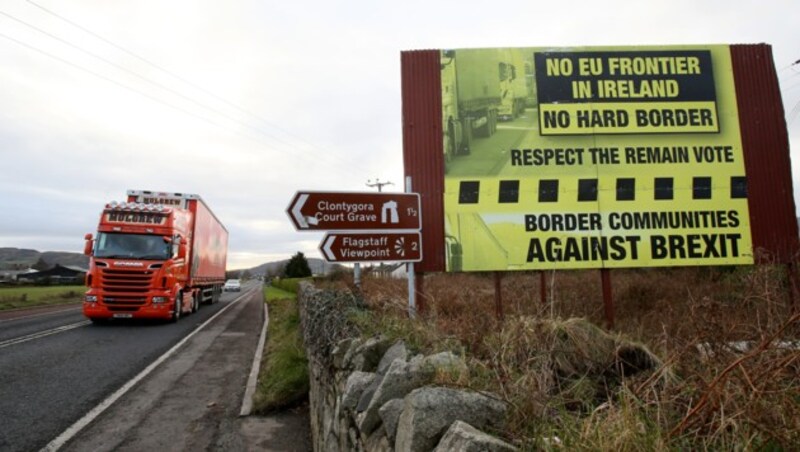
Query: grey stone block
378 398 405 443
434 420 517 452
395 387 508 452
342 371 376 412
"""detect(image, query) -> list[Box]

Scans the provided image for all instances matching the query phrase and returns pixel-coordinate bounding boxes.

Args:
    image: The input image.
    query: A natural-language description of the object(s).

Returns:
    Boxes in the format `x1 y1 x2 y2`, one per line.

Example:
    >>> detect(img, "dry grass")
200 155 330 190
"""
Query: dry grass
352 265 800 450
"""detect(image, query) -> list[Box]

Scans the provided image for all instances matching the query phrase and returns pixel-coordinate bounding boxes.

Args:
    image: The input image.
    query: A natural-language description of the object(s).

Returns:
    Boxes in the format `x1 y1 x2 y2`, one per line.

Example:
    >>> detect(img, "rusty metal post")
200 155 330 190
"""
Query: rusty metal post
786 262 799 309
601 269 614 329
494 272 504 320
539 271 547 305
407 263 416 318
494 272 503 322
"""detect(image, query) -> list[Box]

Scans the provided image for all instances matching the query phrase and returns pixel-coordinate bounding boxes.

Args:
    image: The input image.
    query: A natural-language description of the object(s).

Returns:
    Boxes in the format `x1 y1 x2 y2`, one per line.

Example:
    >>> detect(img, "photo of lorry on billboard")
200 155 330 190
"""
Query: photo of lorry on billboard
442 45 752 272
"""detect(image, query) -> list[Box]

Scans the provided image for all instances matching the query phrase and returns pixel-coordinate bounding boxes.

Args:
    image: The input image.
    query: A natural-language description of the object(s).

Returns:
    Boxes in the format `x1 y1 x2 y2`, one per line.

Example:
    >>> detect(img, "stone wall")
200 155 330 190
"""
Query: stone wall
298 284 517 452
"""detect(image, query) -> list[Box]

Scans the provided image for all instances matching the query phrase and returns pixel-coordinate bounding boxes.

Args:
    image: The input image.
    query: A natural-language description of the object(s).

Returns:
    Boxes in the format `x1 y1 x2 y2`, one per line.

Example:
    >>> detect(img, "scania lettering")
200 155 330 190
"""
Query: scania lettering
83 190 228 323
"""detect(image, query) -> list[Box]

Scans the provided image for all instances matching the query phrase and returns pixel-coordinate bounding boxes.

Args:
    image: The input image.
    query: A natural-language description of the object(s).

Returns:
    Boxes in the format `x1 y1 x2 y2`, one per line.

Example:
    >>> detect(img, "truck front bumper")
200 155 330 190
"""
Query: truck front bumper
83 292 174 320
83 303 173 320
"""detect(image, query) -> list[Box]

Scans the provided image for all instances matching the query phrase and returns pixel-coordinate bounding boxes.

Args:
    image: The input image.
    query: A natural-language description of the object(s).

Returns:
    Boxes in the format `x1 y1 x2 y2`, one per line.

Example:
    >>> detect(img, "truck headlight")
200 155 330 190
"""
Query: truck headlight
85 295 98 302
152 296 166 304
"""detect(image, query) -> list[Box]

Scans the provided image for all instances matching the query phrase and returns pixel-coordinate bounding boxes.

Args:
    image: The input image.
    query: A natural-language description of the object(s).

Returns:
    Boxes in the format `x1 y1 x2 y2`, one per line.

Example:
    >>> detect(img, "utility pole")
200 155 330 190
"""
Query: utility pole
353 179 394 288
366 179 393 193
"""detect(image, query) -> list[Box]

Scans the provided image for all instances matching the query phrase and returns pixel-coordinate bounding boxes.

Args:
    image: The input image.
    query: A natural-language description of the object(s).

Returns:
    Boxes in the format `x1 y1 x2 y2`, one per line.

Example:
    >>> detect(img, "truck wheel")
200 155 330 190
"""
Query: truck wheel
474 122 489 138
459 119 472 155
191 293 199 314
171 291 182 322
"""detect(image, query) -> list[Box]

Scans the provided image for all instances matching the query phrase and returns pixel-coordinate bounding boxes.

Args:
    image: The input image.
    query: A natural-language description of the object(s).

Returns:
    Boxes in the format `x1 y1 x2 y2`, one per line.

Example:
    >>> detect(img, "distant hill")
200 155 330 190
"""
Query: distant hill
0 247 344 276
242 257 343 277
0 248 89 270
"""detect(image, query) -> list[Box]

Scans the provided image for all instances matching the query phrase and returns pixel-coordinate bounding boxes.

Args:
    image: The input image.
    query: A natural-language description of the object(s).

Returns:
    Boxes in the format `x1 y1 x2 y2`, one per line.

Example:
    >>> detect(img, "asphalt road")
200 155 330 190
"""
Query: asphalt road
0 282 262 452
446 107 538 177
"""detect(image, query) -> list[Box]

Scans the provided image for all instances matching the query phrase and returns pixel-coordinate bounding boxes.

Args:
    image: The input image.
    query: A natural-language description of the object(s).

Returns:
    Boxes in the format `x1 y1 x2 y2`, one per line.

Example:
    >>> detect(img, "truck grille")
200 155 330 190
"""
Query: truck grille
100 268 155 308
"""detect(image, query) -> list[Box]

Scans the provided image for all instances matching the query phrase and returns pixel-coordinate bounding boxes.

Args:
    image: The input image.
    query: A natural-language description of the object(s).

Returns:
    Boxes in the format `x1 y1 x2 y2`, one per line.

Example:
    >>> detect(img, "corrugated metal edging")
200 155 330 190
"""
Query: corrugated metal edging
731 44 800 264
401 50 445 272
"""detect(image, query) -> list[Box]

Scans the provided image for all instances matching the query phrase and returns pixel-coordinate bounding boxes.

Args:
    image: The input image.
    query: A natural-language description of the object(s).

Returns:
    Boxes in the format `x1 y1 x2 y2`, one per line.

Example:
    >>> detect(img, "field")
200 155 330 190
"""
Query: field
0 285 84 310
355 265 800 450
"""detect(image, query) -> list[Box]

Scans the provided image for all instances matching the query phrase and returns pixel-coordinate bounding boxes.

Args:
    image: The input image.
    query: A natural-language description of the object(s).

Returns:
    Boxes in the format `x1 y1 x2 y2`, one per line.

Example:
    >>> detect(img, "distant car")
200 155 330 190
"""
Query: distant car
223 279 241 292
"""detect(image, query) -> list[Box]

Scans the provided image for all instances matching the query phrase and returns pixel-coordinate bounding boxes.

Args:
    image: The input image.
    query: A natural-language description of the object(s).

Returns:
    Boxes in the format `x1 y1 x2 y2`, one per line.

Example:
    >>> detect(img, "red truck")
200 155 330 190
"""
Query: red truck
83 190 228 323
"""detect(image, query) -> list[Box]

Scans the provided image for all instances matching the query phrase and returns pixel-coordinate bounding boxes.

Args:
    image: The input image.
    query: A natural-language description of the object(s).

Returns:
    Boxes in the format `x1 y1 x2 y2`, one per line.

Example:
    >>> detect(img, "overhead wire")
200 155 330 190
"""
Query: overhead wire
25 0 341 159
0 29 326 166
777 59 800 71
0 31 225 130
0 10 259 129
779 58 800 124
3 2 377 178
11 3 304 153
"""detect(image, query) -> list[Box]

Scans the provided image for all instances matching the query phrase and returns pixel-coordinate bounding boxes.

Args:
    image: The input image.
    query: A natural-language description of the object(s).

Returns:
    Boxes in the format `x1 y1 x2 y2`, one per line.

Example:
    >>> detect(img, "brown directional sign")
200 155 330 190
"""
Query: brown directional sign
320 232 423 263
287 191 421 231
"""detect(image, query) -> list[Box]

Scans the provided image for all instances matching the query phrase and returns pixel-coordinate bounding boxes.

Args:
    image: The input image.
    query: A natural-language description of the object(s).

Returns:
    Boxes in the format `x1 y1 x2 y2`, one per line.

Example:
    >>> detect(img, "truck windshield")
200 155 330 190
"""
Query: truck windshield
94 232 171 260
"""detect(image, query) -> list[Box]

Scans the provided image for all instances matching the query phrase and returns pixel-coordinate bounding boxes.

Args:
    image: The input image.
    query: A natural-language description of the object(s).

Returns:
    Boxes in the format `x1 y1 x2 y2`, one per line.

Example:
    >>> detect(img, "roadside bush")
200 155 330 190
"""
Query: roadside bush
271 277 309 294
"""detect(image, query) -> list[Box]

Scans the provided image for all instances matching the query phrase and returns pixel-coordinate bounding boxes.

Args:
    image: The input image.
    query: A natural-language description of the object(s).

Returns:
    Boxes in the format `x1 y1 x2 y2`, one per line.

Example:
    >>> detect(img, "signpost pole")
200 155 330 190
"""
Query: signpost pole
494 272 504 321
406 176 416 318
601 269 614 329
786 262 798 308
539 271 547 305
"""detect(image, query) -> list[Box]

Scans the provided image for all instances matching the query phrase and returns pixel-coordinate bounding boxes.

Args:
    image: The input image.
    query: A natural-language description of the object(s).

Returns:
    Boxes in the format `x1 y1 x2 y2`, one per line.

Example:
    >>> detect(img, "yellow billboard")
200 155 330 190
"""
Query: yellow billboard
441 45 752 271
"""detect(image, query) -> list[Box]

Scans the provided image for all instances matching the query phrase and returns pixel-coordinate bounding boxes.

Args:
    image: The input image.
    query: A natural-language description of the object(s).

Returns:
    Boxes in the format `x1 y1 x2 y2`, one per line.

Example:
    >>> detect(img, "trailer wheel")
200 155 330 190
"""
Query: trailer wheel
474 121 489 138
171 291 182 323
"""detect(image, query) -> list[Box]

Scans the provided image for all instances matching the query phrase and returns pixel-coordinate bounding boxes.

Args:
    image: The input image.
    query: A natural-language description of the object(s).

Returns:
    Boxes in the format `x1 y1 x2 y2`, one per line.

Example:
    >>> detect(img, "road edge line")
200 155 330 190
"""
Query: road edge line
41 289 252 452
239 285 269 416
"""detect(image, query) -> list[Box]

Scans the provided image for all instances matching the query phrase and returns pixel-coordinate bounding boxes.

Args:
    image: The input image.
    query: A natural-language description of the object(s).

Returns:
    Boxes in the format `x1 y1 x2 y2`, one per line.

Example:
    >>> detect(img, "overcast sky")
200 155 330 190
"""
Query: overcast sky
1 0 798 269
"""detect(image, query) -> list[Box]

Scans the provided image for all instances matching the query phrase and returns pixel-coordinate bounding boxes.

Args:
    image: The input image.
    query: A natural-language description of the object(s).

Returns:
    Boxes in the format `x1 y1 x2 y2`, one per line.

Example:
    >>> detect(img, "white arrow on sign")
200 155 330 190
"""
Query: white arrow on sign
290 193 309 228
321 235 336 261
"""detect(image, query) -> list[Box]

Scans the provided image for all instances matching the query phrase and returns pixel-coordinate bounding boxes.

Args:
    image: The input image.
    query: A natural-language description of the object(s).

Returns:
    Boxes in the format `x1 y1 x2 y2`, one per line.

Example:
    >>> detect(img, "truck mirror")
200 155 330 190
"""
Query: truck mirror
83 233 94 256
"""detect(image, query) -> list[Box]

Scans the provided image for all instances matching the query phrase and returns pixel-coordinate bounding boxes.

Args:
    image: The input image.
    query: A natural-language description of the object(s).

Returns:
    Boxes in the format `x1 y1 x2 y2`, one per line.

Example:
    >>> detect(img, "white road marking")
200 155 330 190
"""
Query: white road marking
496 124 534 130
240 292 268 416
0 321 90 349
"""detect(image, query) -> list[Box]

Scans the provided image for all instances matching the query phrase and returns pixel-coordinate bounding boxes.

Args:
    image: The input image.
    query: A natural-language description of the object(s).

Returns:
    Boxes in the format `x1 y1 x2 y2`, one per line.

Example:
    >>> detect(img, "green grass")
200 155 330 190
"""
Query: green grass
0 285 84 311
252 285 310 413
270 277 311 294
